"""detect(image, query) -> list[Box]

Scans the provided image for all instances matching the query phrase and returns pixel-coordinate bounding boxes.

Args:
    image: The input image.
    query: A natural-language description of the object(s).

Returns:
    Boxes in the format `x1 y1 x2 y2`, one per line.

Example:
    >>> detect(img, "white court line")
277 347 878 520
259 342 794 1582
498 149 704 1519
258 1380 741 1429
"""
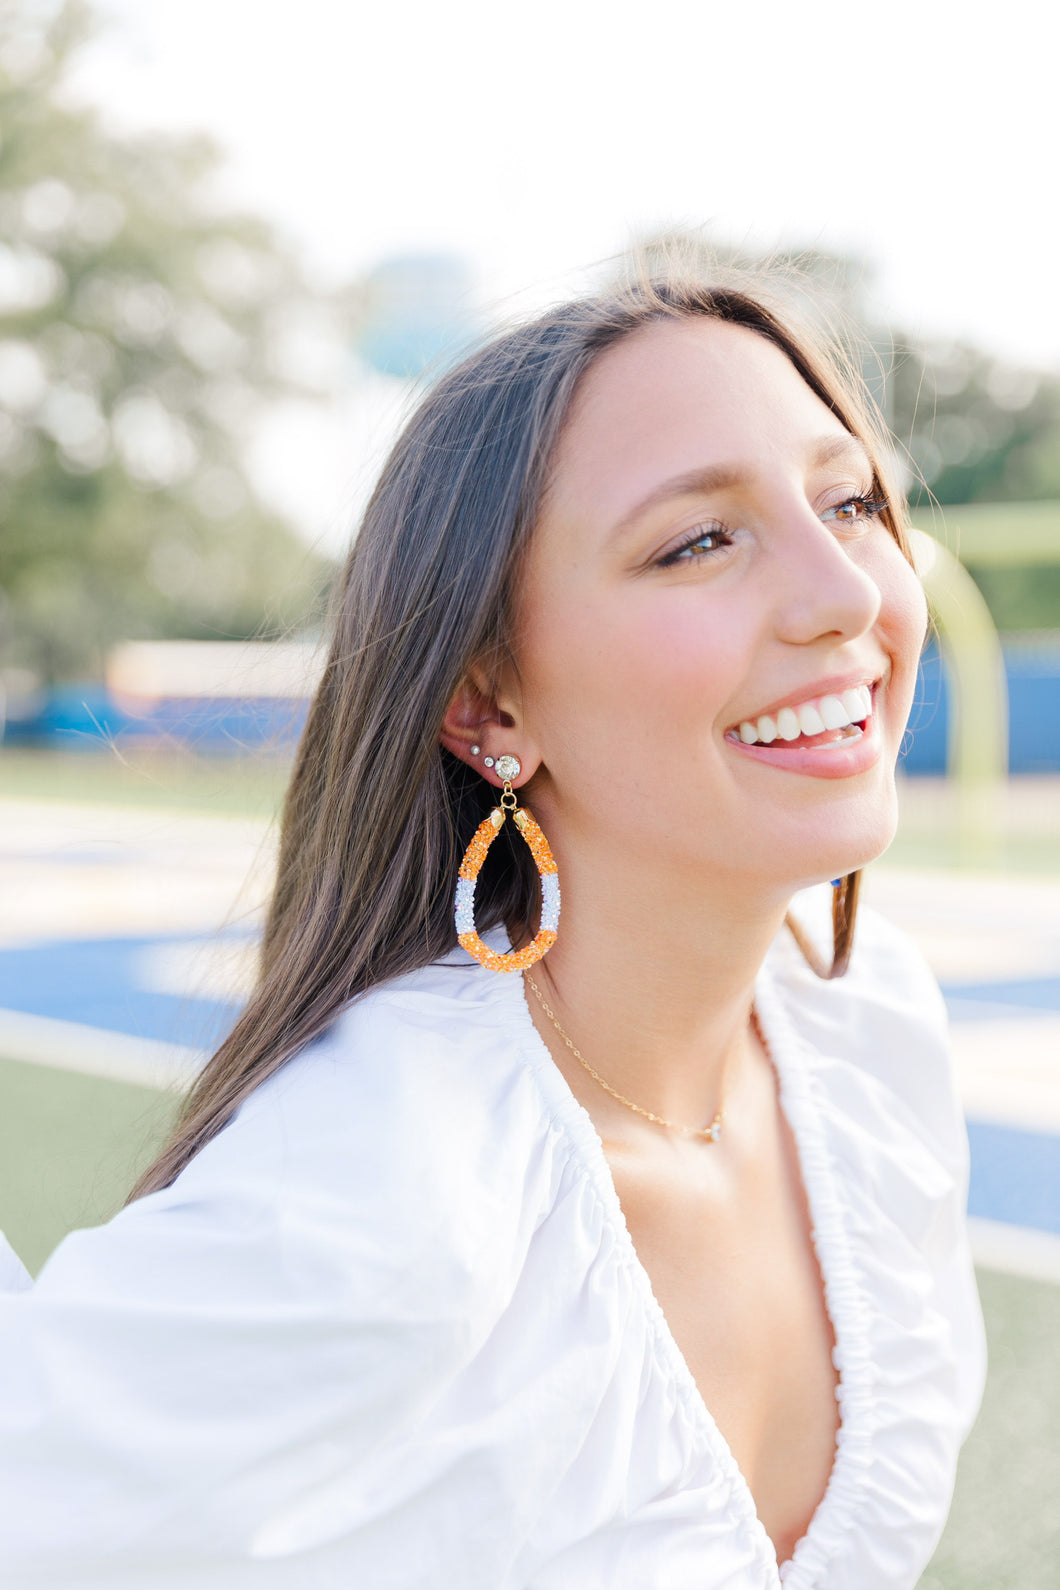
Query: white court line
969 1217 1060 1285
949 1014 1060 1134
0 1008 204 1091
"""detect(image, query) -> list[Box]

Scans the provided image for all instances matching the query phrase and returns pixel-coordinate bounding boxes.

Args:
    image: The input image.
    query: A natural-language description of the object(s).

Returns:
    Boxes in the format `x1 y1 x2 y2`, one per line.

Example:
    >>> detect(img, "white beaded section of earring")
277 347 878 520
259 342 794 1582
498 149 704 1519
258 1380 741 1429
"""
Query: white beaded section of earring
539 872 561 931
454 876 476 935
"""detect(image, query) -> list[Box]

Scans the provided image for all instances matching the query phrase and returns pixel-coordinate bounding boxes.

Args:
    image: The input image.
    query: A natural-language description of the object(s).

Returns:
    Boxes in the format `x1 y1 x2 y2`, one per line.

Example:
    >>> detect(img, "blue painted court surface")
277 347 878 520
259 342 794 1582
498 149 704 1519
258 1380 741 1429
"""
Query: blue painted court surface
1 931 1056 1240
0 934 238 1053
965 1122 1060 1235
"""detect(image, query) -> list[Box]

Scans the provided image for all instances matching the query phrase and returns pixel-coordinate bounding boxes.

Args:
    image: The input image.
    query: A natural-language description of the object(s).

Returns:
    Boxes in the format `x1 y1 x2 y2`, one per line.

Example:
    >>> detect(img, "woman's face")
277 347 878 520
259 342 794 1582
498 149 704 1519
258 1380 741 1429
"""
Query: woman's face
510 316 928 896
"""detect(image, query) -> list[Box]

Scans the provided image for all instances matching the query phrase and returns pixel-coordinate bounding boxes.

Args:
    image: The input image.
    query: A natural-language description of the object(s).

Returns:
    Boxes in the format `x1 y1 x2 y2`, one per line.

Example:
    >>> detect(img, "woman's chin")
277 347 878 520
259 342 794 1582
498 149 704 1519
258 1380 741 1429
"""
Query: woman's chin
773 799 900 892
822 822 899 883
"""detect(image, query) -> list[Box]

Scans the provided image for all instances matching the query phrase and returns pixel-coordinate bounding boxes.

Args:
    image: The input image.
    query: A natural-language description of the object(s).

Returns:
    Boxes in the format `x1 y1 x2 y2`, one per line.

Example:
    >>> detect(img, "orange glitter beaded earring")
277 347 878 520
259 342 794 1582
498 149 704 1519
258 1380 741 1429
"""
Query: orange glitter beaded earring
454 754 560 973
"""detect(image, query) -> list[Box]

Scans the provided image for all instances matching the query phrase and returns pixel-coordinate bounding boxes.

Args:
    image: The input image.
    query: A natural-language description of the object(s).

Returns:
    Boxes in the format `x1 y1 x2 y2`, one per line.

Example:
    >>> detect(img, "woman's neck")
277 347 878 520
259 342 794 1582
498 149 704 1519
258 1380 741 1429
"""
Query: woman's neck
521 840 790 1131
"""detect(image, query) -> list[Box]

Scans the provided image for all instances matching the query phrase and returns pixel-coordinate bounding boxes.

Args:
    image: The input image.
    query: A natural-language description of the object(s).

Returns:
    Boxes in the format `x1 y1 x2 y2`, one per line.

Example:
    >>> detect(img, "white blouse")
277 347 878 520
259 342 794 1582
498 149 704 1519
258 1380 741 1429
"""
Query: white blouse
0 892 986 1589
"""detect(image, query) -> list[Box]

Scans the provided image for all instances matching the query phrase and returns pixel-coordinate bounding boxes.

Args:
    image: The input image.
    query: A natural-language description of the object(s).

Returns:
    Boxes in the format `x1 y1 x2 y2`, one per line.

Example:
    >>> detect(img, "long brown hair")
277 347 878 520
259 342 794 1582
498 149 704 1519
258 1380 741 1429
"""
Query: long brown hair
129 263 911 1199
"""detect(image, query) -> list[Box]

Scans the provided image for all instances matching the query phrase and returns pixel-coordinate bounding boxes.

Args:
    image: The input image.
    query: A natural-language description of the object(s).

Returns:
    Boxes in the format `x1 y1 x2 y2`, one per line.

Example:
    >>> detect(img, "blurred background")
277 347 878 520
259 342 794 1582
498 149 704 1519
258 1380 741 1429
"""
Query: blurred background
0 1 1057 1583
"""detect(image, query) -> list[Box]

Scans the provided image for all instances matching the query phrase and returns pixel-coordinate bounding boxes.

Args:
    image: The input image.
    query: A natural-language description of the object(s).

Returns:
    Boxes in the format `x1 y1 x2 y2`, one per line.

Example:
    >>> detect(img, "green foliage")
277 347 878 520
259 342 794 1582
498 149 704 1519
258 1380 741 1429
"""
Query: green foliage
960 565 1060 632
0 1 331 681
889 339 1060 508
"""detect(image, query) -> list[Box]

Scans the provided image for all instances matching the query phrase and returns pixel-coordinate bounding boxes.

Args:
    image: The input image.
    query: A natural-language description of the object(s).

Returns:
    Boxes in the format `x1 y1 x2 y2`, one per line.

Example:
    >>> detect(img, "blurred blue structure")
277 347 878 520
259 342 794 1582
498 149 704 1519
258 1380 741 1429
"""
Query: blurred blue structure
4 641 1059 771
1 639 316 756
901 641 1060 775
355 254 479 381
1 685 307 755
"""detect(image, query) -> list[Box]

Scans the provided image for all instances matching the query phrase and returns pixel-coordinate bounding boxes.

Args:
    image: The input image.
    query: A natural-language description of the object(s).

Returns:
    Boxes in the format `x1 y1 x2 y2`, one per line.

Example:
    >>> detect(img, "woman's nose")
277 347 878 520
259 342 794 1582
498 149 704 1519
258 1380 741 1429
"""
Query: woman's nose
769 511 883 647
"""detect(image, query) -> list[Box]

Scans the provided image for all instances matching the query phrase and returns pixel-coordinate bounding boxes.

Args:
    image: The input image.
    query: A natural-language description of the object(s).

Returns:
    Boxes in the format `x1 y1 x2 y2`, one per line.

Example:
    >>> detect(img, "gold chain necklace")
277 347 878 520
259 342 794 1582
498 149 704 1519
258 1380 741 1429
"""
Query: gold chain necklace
524 972 755 1144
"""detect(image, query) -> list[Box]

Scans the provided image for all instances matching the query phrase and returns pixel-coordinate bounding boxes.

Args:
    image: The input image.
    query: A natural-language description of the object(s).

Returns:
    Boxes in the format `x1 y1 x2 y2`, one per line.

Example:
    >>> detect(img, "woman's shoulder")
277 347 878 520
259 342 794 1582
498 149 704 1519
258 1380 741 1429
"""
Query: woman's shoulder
763 882 962 1163
772 880 947 1030
165 950 560 1298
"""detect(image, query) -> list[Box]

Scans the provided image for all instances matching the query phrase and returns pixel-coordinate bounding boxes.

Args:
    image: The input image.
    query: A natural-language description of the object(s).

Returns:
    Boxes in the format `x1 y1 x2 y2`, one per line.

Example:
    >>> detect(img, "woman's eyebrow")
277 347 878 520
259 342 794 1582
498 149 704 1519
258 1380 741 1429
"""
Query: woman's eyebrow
810 433 875 476
608 433 876 544
609 463 744 544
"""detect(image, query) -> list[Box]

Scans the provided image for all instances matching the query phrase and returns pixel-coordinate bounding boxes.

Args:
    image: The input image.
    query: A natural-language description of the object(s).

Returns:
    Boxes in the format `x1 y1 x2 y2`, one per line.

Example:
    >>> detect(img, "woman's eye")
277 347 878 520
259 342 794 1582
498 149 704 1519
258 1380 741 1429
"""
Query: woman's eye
656 494 885 568
657 524 733 566
822 494 886 525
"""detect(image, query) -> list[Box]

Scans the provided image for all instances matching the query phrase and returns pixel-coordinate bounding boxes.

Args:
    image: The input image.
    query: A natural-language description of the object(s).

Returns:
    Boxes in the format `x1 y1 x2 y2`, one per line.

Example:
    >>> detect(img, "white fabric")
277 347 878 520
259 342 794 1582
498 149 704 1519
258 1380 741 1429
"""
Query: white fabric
0 1234 31 1295
0 893 986 1588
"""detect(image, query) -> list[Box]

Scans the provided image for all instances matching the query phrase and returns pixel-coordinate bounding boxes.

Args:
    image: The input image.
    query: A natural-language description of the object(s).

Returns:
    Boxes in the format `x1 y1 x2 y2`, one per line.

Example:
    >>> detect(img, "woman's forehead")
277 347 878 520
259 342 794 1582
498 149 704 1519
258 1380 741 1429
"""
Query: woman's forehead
543 317 854 532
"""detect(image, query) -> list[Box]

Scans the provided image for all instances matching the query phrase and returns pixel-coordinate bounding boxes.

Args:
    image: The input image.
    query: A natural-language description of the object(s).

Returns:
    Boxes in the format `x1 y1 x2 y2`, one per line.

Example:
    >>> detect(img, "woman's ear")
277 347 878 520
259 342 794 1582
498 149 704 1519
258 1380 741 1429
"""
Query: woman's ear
439 662 541 786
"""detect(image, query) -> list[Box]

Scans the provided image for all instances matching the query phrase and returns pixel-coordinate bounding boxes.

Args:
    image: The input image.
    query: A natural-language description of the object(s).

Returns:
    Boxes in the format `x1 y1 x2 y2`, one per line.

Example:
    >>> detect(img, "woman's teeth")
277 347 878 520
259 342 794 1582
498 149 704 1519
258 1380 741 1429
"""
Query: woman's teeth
735 686 873 746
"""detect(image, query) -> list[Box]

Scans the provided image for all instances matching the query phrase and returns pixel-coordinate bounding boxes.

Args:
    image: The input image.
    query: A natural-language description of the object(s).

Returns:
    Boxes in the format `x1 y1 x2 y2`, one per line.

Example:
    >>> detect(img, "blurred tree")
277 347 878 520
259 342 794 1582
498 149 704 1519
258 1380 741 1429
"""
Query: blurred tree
0 0 331 683
890 340 1060 507
890 342 1060 630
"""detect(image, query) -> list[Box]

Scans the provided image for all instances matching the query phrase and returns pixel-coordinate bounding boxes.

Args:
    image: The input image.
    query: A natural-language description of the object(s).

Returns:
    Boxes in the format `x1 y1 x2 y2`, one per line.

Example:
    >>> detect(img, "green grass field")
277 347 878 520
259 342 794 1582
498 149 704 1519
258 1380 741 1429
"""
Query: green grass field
926 1270 1060 1590
0 747 288 818
0 1052 1055 1587
0 1055 182 1272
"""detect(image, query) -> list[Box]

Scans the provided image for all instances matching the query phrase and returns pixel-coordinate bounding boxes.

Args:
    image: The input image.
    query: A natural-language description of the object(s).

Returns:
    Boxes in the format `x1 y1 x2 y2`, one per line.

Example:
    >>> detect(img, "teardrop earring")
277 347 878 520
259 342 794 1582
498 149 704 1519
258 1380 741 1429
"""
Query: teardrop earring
453 755 561 973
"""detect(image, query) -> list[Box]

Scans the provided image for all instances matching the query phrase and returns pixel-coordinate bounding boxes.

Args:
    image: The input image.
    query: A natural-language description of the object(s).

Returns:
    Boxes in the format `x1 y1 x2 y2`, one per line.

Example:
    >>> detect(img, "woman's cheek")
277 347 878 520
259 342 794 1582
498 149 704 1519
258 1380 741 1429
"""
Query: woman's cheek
866 534 927 649
891 558 930 671
875 550 929 743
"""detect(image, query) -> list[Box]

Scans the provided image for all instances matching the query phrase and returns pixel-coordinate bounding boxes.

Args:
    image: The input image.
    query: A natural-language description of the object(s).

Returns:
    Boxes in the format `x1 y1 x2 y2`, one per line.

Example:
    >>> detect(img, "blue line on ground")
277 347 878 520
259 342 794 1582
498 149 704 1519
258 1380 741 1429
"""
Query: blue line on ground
941 977 1060 1013
946 997 1060 1024
0 935 237 1052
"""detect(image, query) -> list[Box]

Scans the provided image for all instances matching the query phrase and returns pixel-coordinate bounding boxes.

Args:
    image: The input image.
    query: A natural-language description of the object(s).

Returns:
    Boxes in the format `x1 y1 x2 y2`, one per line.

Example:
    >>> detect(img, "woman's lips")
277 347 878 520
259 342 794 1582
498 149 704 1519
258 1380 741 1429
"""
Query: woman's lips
724 696 882 779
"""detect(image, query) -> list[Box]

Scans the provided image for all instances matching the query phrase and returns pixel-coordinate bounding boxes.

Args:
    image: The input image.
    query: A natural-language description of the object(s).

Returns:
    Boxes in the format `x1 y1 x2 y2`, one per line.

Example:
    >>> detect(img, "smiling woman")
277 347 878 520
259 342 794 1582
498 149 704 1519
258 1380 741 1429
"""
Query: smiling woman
0 266 985 1589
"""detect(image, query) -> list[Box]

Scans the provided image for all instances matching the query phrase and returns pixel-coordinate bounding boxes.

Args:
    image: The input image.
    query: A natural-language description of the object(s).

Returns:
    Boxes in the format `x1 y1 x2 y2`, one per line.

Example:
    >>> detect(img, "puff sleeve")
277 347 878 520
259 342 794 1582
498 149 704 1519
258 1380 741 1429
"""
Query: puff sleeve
0 993 546 1589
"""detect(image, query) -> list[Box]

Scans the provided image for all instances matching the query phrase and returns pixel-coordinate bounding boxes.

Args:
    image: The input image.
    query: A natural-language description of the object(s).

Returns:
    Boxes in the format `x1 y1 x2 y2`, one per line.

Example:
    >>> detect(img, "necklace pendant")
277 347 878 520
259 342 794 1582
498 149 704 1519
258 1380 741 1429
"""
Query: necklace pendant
525 973 741 1144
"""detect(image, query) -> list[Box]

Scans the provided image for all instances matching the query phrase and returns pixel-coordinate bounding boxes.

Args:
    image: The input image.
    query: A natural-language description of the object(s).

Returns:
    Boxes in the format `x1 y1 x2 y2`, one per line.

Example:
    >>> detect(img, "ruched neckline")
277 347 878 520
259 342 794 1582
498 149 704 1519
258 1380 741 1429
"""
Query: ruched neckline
486 955 877 1589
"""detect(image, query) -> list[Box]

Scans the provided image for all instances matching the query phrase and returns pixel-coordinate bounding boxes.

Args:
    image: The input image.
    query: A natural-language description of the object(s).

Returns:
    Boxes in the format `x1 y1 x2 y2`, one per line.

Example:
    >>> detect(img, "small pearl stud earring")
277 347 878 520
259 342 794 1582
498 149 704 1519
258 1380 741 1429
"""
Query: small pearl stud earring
470 744 481 756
